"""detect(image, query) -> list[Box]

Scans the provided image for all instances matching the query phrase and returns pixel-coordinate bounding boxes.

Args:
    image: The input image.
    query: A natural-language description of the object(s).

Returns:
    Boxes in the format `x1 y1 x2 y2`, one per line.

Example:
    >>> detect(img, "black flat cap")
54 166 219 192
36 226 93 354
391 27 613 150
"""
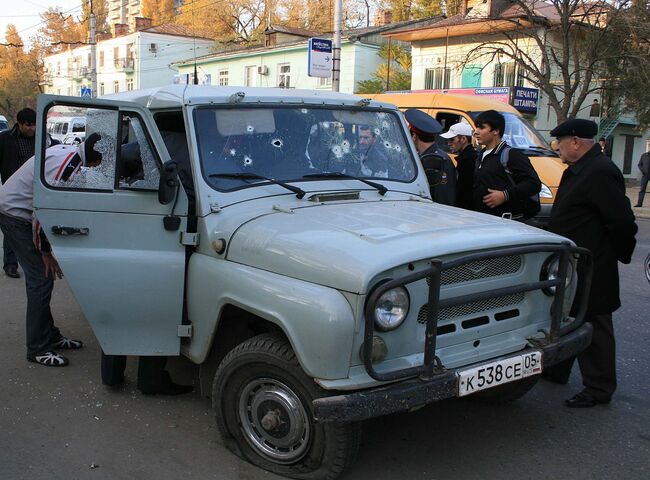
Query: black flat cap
404 109 443 136
550 118 598 138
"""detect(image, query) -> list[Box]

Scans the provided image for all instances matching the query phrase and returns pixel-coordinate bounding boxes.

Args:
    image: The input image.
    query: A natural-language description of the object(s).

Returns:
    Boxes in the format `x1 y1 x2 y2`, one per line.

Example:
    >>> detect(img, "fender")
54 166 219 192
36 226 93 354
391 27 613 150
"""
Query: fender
184 254 356 380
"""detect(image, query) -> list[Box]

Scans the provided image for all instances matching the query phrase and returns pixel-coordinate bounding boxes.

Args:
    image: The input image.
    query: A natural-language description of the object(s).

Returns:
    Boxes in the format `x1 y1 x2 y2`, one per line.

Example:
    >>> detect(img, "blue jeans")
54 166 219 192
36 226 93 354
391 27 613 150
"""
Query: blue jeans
0 213 61 356
3 235 17 270
638 175 649 206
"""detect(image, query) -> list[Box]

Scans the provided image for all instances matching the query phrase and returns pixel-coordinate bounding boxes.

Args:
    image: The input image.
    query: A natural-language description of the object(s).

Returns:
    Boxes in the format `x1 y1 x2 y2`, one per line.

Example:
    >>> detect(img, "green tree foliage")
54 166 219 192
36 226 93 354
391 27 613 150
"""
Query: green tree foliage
356 44 411 93
602 2 650 128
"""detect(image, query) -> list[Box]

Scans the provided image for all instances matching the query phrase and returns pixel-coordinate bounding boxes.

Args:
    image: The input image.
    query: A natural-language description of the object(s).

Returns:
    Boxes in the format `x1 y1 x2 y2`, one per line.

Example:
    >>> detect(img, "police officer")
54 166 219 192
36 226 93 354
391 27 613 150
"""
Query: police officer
404 109 457 205
545 118 637 407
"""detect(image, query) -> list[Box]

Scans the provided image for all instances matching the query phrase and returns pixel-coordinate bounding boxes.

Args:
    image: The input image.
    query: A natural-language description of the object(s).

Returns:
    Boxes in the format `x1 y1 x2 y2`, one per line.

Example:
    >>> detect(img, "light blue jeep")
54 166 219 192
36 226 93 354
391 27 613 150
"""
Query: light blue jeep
33 86 592 480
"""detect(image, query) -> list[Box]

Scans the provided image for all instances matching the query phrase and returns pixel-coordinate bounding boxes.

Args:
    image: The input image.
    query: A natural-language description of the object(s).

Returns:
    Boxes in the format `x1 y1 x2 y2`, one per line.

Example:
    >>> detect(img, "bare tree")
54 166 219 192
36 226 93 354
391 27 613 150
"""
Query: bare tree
462 0 630 122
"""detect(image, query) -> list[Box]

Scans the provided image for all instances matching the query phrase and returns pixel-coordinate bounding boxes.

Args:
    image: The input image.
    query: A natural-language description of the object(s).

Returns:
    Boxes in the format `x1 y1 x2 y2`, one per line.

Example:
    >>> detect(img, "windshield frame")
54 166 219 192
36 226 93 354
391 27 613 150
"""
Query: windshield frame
192 104 419 194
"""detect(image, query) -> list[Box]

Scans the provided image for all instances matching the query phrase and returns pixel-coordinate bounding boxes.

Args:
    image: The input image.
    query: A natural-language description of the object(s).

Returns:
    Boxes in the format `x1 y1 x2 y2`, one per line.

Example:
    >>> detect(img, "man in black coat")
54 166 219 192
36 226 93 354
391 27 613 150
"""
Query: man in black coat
545 118 637 408
0 109 37 278
472 110 541 219
440 122 476 209
404 109 457 206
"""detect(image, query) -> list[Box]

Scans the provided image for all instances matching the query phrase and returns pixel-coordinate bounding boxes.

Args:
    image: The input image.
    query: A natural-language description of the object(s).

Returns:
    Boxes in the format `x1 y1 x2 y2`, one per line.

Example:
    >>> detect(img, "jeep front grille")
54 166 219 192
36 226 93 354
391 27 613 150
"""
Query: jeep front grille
417 291 525 323
426 255 522 286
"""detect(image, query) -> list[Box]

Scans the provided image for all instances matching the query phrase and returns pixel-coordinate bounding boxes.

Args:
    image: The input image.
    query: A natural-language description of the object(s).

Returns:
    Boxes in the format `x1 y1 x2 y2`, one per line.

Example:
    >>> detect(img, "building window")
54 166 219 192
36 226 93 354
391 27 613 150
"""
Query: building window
99 51 104 68
244 66 256 87
113 80 120 93
100 83 105 96
127 79 134 91
424 67 451 90
493 63 524 87
277 63 291 88
113 47 120 67
218 69 229 86
317 75 332 88
56 62 61 76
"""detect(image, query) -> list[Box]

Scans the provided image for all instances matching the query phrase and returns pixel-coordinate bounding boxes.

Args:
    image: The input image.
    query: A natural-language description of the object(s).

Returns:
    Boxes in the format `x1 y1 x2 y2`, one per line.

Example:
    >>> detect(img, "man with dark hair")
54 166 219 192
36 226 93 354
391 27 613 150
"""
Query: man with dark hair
0 108 57 278
472 109 541 220
545 118 637 407
635 147 649 207
404 109 456 205
440 122 476 209
0 137 99 367
355 125 391 177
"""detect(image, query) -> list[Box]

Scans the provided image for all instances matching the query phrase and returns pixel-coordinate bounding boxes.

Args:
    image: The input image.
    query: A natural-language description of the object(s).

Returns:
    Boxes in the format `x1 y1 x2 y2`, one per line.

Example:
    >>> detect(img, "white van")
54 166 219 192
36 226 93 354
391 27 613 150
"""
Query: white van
46 116 86 142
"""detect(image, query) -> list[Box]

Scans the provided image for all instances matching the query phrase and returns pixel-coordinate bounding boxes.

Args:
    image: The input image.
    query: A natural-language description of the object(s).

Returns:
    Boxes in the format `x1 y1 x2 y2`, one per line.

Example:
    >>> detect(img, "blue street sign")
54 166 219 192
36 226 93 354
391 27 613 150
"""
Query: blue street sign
80 87 92 98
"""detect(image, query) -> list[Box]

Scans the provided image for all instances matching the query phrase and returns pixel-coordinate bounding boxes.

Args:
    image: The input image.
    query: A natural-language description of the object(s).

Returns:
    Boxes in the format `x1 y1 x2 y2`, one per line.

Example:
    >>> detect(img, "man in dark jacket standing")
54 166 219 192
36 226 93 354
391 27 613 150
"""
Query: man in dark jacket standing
545 118 637 408
472 110 541 220
404 109 457 206
440 122 476 209
635 148 649 207
0 108 57 278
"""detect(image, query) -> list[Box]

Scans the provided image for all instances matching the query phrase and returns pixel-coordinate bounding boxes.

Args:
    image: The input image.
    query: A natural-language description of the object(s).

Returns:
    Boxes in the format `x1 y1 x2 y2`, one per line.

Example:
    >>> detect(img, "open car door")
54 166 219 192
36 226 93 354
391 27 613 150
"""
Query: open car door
33 95 188 356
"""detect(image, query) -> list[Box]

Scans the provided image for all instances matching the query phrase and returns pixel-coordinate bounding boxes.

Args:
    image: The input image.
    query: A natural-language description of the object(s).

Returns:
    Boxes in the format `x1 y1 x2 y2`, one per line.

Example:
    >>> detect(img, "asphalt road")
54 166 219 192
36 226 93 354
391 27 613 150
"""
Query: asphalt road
1 221 649 480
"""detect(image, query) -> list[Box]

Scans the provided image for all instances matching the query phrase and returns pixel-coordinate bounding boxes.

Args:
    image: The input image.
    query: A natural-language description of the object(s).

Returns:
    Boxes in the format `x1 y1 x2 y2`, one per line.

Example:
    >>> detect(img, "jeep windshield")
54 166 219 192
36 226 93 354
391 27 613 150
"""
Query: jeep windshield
193 106 417 192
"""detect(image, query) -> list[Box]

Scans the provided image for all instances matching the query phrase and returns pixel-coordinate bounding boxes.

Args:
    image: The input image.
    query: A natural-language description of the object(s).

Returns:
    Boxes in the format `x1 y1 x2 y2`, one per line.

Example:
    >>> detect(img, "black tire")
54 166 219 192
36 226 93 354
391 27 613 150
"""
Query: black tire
213 334 362 480
470 376 539 404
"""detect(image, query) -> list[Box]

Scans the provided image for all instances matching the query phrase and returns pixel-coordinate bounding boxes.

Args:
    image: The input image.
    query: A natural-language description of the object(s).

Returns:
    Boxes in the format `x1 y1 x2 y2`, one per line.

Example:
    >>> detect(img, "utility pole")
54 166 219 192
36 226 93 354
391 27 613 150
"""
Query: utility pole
90 0 97 97
332 0 341 92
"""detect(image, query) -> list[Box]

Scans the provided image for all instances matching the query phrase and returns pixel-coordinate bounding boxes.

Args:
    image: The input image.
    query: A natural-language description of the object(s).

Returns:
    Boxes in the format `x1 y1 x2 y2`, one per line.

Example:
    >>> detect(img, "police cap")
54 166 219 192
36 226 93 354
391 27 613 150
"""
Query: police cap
404 109 443 137
549 118 598 139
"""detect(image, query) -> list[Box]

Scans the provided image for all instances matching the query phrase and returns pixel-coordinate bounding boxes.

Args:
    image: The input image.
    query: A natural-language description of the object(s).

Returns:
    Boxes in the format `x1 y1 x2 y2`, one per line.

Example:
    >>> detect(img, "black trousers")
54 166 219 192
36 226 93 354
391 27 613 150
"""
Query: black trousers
101 352 170 393
547 313 616 401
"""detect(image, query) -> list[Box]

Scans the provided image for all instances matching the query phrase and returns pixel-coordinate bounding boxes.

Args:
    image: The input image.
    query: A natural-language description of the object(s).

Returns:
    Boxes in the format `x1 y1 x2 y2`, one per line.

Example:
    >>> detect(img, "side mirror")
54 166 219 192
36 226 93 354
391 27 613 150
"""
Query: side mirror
158 161 179 205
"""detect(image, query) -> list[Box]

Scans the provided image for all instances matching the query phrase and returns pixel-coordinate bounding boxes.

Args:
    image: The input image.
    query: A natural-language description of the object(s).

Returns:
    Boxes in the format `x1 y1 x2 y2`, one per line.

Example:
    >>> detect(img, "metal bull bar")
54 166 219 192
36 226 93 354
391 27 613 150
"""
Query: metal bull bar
362 242 593 382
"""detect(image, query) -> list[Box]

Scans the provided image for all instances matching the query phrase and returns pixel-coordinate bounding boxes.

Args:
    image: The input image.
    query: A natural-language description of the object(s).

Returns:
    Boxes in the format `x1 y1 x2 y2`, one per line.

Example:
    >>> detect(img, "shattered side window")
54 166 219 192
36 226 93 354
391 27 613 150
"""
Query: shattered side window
194 106 416 192
117 114 161 190
44 105 117 191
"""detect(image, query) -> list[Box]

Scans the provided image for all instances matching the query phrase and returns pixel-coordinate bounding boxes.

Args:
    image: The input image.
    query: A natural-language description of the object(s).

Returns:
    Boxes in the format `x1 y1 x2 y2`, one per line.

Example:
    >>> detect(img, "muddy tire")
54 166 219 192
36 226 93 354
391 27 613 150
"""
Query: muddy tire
470 376 540 404
213 334 361 480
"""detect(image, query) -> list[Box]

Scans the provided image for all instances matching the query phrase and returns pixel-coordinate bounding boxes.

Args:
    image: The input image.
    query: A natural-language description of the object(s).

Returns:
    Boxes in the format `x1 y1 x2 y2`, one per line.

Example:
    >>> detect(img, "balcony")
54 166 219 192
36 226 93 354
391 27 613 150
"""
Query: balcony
114 58 134 73
39 74 53 87
72 66 91 81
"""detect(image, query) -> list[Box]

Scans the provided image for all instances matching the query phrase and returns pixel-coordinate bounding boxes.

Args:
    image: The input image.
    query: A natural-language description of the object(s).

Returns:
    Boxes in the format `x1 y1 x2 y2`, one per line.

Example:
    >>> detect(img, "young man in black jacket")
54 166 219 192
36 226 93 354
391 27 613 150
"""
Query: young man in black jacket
472 110 541 220
0 108 58 278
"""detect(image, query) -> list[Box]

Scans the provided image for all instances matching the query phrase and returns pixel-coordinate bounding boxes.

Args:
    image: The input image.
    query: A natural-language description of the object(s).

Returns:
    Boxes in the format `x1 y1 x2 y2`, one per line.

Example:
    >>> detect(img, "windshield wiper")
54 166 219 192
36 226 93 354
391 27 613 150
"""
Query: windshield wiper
302 172 388 196
209 172 306 199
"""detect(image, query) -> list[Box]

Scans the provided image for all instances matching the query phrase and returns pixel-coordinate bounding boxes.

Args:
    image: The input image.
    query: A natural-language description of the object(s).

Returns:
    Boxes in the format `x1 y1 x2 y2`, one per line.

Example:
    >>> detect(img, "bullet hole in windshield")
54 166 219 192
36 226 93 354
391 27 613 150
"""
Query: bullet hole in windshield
342 139 350 153
301 108 309 114
271 138 283 148
246 125 255 133
229 149 236 156
243 155 253 166
331 145 343 158
374 128 381 136
384 141 391 149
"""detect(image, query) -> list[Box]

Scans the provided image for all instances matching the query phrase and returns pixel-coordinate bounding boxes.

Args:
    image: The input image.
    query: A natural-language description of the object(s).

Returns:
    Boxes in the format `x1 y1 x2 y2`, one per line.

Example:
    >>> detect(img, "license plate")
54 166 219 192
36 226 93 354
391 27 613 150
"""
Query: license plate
457 351 543 397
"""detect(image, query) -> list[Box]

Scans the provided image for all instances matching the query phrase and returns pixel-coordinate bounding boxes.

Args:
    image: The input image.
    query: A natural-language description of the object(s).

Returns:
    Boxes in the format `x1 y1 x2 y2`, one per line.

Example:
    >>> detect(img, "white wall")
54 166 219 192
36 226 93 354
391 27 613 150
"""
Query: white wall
44 31 212 97
177 40 383 94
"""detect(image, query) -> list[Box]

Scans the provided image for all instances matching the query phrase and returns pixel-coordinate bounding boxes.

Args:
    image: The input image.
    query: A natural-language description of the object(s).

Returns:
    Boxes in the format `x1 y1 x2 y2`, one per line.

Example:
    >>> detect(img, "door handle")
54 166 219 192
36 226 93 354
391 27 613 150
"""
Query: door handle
51 225 90 236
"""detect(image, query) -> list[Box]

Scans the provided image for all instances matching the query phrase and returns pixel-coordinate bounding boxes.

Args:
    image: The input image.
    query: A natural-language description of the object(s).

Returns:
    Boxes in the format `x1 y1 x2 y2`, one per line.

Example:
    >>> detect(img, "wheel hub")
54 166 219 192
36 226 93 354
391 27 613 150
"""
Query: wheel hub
239 378 311 463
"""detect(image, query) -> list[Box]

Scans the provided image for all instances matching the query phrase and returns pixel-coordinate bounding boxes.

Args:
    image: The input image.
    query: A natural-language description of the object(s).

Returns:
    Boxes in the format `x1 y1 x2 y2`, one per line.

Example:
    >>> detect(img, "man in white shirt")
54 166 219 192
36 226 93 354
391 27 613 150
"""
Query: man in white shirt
0 134 102 367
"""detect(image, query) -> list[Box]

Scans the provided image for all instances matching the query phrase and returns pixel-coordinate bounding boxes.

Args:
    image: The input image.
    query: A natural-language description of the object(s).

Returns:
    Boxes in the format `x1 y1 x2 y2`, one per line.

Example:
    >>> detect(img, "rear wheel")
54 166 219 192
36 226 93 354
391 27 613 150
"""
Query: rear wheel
213 334 361 480
470 376 540 404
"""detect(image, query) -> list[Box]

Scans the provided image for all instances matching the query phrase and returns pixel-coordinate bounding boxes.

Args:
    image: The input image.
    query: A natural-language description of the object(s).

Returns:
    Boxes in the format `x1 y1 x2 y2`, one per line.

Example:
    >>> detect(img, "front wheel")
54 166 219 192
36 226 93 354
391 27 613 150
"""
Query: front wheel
213 334 361 480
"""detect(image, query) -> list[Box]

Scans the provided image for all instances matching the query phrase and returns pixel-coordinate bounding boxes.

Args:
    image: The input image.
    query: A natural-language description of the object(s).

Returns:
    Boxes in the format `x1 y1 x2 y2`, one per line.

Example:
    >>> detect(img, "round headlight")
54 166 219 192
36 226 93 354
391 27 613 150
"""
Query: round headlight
541 254 574 296
374 287 410 331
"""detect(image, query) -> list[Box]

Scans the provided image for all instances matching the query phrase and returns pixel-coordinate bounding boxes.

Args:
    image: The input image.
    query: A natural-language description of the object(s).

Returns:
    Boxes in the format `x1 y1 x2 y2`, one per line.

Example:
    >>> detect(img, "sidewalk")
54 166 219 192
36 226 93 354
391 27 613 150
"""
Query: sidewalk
627 187 650 220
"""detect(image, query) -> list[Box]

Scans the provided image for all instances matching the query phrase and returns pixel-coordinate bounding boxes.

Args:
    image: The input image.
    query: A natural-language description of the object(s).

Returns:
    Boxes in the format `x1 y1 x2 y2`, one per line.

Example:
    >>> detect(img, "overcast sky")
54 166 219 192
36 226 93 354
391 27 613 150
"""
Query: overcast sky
1 0 81 46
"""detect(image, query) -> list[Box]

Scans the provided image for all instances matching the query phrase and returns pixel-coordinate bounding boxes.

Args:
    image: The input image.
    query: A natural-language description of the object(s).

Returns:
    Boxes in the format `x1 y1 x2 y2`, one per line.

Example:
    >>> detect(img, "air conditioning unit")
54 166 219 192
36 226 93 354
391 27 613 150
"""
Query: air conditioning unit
257 65 269 75
149 43 157 53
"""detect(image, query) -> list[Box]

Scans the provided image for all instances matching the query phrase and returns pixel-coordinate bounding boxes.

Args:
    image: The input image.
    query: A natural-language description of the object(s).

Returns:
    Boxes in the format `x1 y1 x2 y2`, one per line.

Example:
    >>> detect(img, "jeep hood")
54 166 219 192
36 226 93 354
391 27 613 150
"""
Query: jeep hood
227 200 564 293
